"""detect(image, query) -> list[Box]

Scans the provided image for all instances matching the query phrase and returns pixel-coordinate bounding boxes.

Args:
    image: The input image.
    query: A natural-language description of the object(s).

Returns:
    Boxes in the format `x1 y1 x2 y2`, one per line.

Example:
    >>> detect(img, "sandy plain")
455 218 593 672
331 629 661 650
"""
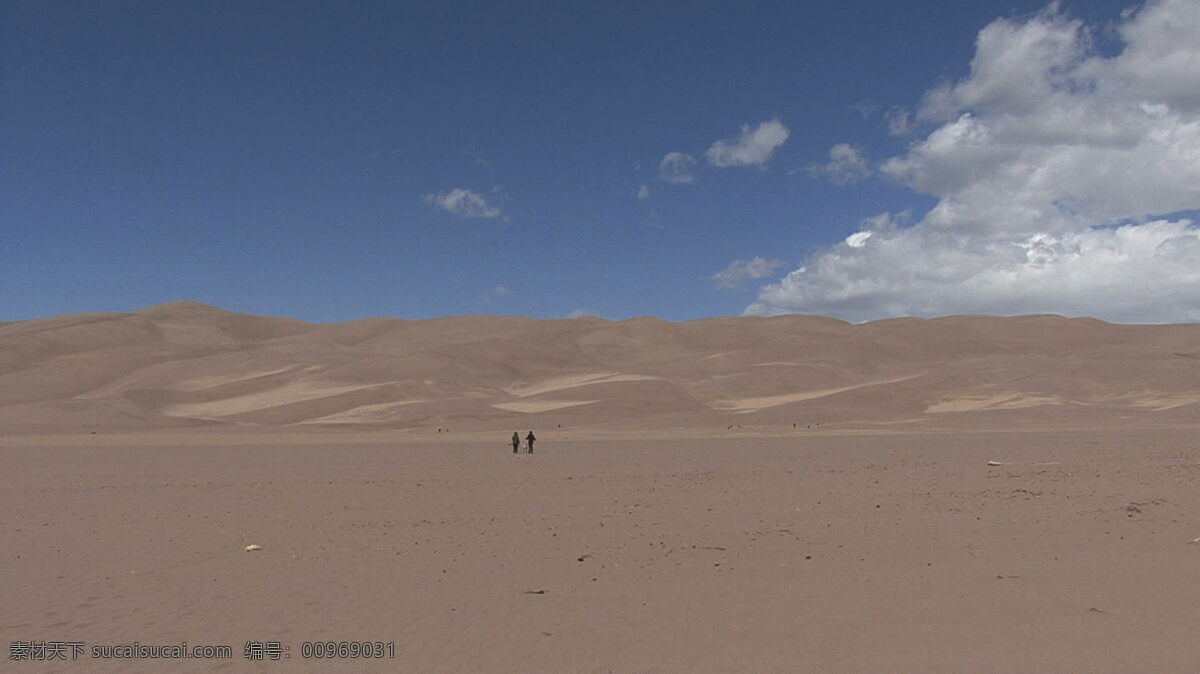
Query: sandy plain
3 426 1200 672
3 303 1200 671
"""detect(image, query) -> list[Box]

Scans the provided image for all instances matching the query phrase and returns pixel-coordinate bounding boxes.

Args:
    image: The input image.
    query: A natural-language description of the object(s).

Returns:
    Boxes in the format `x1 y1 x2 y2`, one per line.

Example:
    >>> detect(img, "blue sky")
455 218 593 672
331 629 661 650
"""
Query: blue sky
3 0 1197 323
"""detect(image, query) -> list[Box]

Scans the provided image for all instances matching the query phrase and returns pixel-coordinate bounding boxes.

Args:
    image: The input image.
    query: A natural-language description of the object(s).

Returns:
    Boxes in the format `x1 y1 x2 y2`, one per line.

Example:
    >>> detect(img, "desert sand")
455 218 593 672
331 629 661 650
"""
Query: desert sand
3 303 1199 671
3 301 1200 433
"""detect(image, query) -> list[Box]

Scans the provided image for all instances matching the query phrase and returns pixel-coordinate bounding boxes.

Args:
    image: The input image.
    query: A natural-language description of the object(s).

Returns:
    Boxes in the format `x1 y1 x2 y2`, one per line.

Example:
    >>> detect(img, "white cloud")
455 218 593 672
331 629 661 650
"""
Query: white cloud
844 231 873 248
424 188 502 219
478 284 512 303
567 309 600 318
884 106 914 136
658 152 697 184
750 218 1200 322
457 147 489 167
706 118 790 168
712 257 782 289
851 100 879 118
749 0 1200 323
806 143 872 185
637 184 650 200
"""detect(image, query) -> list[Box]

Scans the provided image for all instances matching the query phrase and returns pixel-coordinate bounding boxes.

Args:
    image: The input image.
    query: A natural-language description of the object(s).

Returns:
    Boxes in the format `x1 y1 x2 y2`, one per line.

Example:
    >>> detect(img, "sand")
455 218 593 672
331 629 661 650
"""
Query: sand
3 427 1200 672
3 302 1199 432
492 400 599 413
715 374 926 413
3 302 1200 670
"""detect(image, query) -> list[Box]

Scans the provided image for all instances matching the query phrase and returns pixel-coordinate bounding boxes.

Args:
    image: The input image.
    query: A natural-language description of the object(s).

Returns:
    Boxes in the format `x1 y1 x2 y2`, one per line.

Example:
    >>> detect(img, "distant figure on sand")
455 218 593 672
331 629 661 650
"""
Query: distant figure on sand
526 431 536 454
512 432 520 454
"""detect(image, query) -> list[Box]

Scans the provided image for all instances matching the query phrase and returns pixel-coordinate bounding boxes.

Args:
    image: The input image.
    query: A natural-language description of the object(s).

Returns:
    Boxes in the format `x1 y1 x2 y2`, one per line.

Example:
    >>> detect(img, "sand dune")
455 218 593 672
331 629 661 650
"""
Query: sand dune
162 380 392 419
174 366 302 392
1 301 1198 432
502 372 661 398
5 302 1200 671
715 374 926 413
492 400 599 413
925 393 1065 413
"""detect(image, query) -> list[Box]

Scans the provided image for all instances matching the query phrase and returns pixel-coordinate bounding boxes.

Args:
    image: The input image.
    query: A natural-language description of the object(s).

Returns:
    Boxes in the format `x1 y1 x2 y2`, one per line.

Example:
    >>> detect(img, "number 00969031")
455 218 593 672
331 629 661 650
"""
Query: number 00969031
301 641 395 659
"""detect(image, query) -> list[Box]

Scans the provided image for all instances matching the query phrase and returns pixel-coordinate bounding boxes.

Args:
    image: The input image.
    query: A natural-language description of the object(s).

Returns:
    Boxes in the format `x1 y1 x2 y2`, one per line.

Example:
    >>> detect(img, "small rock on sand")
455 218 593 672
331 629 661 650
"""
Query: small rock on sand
245 544 263 552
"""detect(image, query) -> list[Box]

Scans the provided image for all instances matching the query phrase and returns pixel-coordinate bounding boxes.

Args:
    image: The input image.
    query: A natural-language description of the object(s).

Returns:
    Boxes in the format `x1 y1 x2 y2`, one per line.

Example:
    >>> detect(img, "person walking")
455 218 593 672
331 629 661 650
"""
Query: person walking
512 432 520 454
525 430 536 454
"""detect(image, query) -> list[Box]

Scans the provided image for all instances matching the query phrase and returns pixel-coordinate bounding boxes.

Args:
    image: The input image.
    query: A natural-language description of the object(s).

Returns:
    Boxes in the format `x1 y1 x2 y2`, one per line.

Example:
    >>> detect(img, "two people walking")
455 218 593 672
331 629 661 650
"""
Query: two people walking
512 430 536 454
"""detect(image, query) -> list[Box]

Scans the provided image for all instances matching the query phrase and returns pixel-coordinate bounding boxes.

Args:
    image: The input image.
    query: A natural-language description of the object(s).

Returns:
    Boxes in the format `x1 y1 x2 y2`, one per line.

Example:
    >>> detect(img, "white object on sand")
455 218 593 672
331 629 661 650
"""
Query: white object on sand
1188 537 1200 545
986 461 1008 466
245 544 263 552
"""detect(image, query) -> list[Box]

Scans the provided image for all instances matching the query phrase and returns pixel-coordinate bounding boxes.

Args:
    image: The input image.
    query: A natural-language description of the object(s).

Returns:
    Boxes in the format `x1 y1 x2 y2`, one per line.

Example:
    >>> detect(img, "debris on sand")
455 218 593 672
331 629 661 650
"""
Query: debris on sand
1188 537 1200 544
522 589 546 595
986 461 1010 466
245 544 263 552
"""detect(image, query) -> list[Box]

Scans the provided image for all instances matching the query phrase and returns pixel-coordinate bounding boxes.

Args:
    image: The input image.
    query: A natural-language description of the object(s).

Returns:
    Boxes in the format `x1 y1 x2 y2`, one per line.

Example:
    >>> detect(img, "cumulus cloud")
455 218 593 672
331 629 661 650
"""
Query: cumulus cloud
706 119 790 167
658 152 697 184
637 184 650 200
492 285 511 296
567 309 600 318
749 0 1200 323
806 144 872 185
750 218 1200 322
424 188 502 219
712 257 782 289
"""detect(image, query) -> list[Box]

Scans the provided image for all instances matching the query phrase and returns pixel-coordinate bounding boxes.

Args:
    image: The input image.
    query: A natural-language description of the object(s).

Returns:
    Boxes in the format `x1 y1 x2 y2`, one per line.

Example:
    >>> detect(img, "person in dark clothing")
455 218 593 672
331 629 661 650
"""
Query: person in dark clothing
512 432 520 454
526 430 536 453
